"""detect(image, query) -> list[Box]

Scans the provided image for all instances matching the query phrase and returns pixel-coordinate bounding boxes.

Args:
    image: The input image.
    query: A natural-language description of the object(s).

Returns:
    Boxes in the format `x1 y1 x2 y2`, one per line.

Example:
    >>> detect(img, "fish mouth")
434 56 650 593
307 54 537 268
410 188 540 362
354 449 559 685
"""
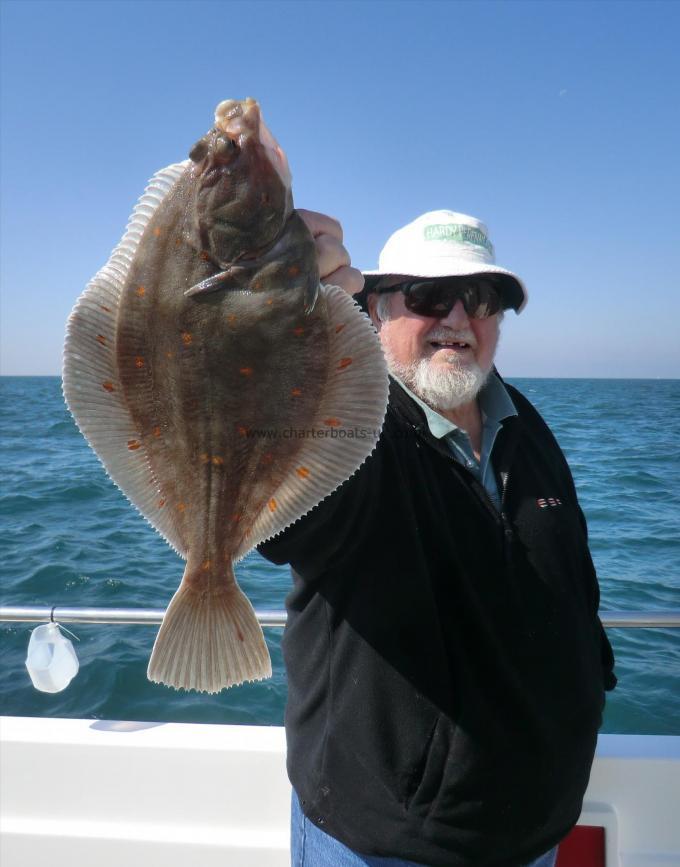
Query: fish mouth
214 98 291 189
215 97 261 138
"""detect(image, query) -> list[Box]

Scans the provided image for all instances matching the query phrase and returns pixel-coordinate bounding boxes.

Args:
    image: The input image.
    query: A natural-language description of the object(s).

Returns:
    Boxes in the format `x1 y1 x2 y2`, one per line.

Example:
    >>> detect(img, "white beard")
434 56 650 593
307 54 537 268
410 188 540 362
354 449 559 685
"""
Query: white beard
376 306 501 411
383 324 494 410
388 353 490 410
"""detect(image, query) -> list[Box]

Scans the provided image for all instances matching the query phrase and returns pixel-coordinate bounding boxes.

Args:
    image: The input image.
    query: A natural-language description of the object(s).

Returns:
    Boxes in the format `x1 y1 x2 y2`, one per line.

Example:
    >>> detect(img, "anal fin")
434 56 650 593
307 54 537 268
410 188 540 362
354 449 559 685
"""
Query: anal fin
240 282 389 555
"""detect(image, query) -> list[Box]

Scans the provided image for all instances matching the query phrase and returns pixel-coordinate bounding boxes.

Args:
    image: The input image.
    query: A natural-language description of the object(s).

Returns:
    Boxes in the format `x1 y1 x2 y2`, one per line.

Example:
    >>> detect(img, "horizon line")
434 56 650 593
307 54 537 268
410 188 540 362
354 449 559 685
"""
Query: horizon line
1 374 678 382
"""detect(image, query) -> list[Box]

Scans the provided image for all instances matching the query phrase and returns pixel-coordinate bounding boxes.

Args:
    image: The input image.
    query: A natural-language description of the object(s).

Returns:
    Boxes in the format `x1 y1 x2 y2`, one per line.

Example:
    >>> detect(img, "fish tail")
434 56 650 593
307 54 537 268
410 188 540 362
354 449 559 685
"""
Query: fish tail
147 571 271 693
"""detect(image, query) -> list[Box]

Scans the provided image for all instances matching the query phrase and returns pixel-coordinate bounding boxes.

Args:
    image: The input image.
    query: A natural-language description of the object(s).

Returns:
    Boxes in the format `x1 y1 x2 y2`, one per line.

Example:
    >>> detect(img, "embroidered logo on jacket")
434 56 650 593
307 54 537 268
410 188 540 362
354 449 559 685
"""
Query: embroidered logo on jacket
537 497 562 509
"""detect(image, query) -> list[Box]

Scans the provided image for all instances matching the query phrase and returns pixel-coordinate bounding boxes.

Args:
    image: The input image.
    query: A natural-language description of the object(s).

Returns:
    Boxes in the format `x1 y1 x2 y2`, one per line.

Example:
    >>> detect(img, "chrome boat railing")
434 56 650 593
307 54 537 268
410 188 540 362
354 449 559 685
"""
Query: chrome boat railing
0 606 288 627
1 606 680 628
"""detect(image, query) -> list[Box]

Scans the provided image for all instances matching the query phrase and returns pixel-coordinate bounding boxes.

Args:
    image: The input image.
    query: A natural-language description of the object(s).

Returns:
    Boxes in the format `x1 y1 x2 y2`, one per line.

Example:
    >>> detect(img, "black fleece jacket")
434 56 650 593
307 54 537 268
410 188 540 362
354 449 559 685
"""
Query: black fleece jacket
259 375 616 867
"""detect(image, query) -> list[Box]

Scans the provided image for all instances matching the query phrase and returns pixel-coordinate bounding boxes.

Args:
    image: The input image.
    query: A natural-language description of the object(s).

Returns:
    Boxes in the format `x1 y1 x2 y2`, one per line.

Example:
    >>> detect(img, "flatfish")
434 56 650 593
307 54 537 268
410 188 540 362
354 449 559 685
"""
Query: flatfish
62 98 388 693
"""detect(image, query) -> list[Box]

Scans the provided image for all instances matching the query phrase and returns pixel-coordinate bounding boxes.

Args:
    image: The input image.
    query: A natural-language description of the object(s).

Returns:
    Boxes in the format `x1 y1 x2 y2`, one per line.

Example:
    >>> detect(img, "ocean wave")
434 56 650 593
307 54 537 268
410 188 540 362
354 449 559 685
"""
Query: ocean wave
12 563 83 596
2 376 679 733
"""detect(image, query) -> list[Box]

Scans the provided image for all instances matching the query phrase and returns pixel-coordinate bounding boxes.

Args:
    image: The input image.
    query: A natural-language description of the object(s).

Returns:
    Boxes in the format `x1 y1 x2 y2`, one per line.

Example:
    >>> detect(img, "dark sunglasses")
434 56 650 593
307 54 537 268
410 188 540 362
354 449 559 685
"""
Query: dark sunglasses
379 277 504 319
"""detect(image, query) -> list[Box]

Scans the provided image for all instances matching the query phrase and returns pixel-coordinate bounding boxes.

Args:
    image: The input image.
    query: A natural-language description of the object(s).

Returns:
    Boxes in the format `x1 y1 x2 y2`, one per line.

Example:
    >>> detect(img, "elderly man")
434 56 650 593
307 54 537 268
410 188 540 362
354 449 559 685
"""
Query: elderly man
259 209 616 867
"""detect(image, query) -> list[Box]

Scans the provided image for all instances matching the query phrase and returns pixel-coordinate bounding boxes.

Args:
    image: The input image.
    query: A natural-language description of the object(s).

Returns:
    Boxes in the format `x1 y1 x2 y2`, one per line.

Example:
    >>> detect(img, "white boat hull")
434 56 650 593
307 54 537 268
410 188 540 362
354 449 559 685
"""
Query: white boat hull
1 717 679 866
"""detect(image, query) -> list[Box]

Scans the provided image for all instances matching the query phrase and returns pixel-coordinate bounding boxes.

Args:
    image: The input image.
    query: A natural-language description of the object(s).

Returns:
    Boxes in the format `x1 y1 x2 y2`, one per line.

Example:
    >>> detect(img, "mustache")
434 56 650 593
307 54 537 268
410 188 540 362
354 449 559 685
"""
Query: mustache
425 327 478 349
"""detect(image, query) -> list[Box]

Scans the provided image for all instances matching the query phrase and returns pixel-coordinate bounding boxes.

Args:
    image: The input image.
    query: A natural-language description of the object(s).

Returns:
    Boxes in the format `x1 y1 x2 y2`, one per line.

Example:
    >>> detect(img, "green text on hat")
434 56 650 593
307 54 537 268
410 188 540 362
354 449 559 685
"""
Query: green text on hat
424 223 494 255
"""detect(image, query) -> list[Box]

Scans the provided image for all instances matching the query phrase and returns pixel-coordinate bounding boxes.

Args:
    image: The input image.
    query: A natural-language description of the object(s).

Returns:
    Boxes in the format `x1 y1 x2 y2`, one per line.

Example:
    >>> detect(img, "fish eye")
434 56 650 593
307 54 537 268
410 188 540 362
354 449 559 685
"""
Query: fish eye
213 135 236 158
189 138 210 163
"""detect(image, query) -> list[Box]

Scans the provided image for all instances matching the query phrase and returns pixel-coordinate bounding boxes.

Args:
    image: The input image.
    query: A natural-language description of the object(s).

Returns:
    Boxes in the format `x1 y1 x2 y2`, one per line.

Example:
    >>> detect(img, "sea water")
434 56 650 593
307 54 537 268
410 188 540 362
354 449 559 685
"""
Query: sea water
1 376 678 733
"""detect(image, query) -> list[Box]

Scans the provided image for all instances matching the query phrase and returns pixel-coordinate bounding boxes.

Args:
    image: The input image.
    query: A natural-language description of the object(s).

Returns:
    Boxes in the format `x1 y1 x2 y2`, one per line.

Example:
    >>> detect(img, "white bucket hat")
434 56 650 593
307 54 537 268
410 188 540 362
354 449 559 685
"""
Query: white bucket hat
362 210 528 313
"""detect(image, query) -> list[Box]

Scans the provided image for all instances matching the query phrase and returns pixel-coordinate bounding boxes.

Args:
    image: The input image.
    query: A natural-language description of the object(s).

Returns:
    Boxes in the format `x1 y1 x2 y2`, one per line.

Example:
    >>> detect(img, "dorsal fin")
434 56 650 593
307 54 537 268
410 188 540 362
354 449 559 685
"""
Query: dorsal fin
62 161 191 556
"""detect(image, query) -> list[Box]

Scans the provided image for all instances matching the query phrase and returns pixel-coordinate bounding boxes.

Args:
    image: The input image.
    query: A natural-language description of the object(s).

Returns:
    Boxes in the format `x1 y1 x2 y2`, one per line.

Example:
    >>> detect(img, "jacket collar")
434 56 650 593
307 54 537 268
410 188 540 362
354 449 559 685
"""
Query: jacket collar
388 370 522 472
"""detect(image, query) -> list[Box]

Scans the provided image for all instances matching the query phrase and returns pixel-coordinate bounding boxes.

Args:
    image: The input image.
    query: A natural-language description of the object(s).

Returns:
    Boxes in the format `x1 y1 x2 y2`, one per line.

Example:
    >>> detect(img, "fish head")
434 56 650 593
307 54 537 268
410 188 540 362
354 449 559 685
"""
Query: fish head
214 97 291 190
187 98 294 264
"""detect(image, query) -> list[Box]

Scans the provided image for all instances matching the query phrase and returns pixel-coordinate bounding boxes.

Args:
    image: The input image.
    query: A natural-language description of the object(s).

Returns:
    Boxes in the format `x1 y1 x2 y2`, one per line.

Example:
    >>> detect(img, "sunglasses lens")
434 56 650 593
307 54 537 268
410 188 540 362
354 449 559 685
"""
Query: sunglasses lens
401 280 502 318
461 281 503 319
402 281 446 316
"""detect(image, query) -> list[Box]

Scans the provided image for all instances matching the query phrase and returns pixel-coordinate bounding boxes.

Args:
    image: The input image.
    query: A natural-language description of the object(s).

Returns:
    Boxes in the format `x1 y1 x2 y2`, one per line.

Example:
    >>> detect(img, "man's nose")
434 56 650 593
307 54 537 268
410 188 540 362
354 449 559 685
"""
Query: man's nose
439 299 469 329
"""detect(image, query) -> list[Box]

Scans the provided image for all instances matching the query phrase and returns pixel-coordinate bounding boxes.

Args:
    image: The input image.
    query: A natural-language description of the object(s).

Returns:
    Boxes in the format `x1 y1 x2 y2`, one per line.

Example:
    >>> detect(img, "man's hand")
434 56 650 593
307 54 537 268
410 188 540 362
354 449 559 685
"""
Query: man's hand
298 209 365 296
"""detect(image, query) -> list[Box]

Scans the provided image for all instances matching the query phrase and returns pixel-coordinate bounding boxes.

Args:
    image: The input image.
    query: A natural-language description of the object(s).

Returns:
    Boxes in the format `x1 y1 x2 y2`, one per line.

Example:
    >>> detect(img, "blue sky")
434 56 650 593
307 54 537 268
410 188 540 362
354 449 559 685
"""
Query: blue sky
1 0 678 377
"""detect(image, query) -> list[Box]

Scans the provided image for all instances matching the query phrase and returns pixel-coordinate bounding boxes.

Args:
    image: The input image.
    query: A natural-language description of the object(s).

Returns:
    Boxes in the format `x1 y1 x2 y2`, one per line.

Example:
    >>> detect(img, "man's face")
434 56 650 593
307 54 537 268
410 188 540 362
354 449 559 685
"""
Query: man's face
368 288 502 410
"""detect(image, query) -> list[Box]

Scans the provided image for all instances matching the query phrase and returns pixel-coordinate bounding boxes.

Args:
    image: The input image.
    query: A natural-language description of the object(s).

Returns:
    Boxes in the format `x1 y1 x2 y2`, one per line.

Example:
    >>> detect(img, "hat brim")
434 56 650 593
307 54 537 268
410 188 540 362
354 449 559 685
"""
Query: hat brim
360 264 528 314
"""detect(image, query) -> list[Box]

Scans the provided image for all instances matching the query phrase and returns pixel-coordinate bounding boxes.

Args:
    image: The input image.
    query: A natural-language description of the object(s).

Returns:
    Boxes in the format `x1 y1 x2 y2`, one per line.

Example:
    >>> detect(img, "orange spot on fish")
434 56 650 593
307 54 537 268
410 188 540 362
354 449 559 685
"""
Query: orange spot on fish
230 513 242 523
227 314 237 325
100 305 112 313
335 323 346 334
152 426 161 437
296 467 310 479
102 381 115 392
268 498 277 512
266 299 274 306
202 559 212 571
96 334 107 345
177 502 186 512
153 227 162 237
237 425 249 437
135 356 145 368
174 238 182 248
199 453 210 463
287 265 300 277
291 388 302 397
200 250 211 261
158 499 166 508
136 286 146 297
127 440 141 450
293 326 305 336
324 418 341 427
211 456 224 466
253 281 262 290
181 331 193 346
166 351 175 359
338 357 353 369
239 367 253 376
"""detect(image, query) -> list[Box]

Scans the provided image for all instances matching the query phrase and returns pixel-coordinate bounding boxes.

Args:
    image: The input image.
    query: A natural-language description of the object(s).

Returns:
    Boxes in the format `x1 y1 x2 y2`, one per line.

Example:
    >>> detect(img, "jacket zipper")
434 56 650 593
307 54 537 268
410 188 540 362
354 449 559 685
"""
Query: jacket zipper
499 468 514 546
413 421 512 537
444 449 504 526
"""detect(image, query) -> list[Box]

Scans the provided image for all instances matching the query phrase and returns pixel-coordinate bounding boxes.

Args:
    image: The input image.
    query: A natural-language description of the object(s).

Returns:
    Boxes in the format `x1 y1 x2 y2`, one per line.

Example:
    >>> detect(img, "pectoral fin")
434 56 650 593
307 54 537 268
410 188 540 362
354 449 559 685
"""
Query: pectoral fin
185 267 252 297
304 279 320 314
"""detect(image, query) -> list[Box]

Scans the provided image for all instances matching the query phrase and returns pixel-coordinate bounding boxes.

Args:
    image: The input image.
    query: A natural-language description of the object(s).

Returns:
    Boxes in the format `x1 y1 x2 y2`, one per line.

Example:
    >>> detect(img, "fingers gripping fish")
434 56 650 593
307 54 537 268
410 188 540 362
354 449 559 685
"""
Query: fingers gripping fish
63 98 388 693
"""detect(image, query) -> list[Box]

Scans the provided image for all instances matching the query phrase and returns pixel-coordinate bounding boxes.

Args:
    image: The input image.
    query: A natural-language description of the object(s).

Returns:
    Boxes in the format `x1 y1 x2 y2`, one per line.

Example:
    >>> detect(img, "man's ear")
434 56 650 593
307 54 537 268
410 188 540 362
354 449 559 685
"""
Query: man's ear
367 293 382 331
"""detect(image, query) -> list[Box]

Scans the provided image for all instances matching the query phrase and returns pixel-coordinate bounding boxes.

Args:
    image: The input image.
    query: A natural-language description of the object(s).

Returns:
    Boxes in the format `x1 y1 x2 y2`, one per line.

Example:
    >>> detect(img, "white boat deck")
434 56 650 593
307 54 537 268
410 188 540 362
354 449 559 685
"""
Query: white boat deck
1 717 679 866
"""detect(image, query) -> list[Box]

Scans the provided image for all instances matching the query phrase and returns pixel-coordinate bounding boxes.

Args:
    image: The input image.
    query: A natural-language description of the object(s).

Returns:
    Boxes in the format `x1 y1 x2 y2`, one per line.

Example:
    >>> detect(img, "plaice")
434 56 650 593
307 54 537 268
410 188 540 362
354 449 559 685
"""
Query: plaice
62 98 389 693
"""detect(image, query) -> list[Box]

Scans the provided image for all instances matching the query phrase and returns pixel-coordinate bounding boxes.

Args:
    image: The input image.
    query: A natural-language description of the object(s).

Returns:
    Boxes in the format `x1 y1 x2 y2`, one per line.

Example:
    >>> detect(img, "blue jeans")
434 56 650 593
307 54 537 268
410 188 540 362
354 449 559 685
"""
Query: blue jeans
291 791 558 867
